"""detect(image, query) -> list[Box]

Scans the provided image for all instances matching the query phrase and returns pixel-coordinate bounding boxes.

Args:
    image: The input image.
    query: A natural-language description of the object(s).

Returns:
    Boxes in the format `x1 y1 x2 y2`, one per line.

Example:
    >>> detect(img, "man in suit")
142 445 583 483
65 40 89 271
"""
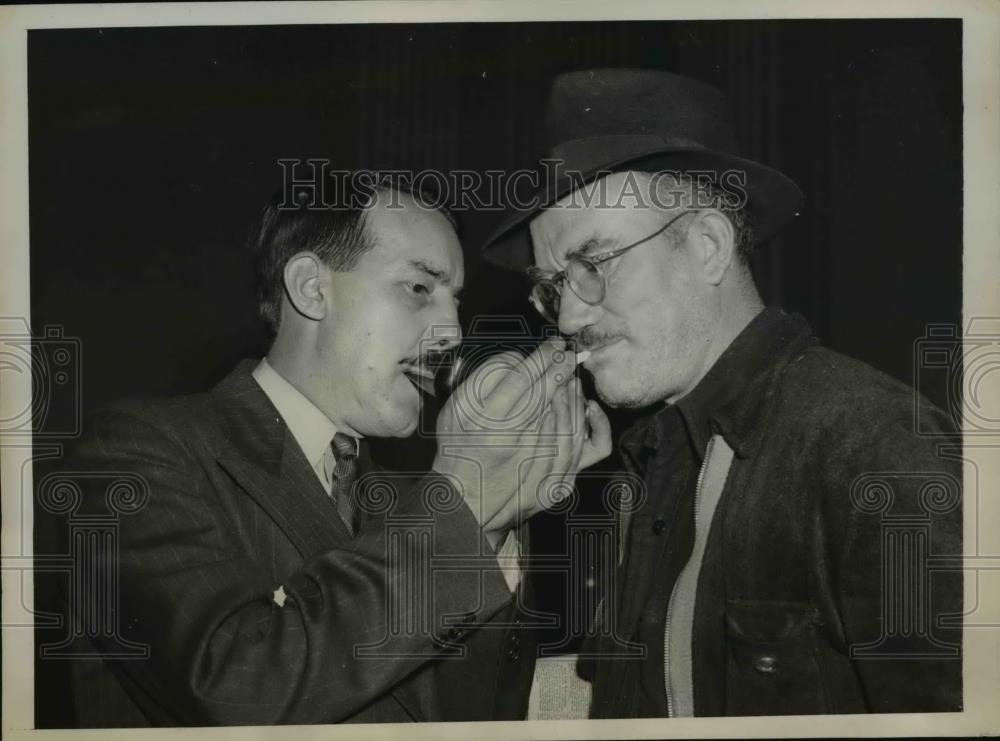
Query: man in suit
60 182 611 725
482 69 962 716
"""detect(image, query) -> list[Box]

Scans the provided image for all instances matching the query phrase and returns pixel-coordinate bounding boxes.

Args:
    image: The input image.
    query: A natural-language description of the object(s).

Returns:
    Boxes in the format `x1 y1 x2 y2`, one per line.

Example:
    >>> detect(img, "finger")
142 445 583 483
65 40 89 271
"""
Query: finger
568 379 588 469
551 376 576 442
486 337 574 415
556 378 582 468
552 379 586 484
544 385 568 447
579 399 613 469
553 379 572 434
572 378 587 440
520 408 558 520
452 350 527 403
445 350 540 436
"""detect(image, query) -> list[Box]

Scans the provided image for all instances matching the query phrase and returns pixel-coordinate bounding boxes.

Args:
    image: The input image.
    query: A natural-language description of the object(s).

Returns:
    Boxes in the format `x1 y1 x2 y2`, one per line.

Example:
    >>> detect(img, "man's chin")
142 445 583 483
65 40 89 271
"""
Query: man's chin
356 383 421 438
367 408 419 438
385 419 418 438
397 384 426 434
592 373 650 410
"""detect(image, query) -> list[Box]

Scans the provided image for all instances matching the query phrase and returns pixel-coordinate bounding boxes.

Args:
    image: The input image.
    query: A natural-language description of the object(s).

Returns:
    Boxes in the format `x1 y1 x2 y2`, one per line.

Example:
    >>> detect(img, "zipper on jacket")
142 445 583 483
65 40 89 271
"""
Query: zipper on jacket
662 435 716 717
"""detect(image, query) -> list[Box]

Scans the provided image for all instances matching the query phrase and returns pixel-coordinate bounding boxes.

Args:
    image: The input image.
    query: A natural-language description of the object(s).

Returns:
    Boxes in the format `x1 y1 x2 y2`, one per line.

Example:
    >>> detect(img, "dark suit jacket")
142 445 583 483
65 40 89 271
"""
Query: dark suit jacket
61 360 532 726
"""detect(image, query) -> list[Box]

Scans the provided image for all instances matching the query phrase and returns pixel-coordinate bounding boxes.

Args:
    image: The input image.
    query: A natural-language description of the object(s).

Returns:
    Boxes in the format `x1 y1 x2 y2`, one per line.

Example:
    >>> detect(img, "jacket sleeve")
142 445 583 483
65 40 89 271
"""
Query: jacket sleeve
66 407 513 725
817 398 963 713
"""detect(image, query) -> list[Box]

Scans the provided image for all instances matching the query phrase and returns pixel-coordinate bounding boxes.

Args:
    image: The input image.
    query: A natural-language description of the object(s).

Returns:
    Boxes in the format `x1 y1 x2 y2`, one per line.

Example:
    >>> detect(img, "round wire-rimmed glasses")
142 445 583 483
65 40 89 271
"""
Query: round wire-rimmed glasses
527 209 699 324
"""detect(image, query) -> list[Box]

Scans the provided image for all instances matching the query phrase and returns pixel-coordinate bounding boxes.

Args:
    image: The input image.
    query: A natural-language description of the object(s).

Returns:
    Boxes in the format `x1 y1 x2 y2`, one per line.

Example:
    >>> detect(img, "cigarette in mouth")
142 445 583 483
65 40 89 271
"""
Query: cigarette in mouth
575 350 592 365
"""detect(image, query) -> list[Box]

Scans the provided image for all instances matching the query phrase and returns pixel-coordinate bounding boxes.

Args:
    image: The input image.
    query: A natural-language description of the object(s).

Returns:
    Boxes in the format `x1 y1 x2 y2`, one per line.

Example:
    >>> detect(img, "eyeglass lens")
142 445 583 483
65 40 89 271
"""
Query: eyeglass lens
531 258 604 324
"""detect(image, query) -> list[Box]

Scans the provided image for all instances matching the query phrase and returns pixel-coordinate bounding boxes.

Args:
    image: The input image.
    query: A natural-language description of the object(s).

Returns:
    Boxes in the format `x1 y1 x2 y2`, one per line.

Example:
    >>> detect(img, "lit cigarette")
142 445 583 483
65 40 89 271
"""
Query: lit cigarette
575 350 592 365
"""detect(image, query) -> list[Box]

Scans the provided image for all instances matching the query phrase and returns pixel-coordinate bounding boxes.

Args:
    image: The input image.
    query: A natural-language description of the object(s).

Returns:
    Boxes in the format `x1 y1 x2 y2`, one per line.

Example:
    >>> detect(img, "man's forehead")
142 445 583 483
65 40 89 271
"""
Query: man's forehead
530 203 621 266
364 202 463 280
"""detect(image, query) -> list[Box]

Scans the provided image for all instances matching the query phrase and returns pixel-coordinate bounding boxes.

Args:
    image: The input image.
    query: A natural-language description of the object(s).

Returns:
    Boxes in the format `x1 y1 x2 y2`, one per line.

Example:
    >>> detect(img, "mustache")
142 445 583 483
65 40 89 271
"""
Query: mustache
574 328 624 351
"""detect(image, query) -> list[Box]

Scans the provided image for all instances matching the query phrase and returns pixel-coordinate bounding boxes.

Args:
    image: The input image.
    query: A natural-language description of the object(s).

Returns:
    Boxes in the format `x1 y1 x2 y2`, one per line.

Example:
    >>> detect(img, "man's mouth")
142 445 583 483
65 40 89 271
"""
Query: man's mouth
400 362 435 396
578 337 623 364
400 352 452 397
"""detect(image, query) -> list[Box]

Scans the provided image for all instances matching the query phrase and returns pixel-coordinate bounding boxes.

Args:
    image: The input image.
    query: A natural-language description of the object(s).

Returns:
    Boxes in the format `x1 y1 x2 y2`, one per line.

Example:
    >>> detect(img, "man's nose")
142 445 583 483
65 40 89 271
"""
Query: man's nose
558 287 602 338
425 304 462 352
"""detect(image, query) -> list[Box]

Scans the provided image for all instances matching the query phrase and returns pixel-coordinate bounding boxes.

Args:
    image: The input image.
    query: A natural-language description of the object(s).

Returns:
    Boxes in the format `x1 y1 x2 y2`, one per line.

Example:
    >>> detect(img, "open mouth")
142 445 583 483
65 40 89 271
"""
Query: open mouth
400 352 461 398
401 363 436 396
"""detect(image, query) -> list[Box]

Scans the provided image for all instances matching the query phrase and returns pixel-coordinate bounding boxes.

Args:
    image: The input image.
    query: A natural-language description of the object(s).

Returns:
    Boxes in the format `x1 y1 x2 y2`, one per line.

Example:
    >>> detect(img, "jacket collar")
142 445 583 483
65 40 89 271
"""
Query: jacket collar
620 308 818 464
212 359 286 475
252 357 343 472
210 360 359 557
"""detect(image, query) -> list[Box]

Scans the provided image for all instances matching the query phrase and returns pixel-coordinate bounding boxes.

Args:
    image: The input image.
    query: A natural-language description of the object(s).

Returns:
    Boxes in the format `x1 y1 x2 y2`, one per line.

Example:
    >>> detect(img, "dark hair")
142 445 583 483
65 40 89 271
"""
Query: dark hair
251 178 458 333
650 171 755 262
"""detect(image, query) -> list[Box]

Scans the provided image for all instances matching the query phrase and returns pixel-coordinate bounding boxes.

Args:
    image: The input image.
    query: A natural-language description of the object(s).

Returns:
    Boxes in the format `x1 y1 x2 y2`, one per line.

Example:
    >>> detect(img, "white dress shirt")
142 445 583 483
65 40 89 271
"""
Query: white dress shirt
252 358 355 496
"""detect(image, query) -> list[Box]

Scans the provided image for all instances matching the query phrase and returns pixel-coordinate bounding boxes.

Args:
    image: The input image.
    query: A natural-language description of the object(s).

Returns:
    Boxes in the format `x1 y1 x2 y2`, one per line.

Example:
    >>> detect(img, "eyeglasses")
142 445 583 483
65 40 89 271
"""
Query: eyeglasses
527 209 698 324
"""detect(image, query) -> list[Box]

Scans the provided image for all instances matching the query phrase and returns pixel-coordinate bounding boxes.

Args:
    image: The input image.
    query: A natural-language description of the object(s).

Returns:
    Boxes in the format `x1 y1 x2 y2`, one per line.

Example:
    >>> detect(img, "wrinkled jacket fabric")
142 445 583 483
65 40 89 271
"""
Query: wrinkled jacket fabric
583 309 962 716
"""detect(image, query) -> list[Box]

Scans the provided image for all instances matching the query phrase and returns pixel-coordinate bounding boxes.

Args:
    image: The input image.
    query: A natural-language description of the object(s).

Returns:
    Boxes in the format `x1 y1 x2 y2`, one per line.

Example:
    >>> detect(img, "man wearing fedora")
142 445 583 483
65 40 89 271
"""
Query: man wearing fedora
484 69 962 717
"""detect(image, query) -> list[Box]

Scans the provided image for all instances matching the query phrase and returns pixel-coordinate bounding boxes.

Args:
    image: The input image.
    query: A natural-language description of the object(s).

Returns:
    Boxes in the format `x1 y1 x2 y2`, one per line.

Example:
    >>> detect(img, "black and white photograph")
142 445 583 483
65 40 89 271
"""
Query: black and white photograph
1 2 999 739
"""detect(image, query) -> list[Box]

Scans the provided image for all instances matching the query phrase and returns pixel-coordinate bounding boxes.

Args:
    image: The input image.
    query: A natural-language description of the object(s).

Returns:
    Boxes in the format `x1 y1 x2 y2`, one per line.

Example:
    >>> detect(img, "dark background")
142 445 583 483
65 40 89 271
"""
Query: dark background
29 19 962 727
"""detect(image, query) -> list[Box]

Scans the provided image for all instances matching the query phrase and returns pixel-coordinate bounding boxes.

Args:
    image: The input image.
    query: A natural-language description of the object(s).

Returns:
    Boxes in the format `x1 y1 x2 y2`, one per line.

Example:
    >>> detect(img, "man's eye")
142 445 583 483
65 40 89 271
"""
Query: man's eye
403 282 433 303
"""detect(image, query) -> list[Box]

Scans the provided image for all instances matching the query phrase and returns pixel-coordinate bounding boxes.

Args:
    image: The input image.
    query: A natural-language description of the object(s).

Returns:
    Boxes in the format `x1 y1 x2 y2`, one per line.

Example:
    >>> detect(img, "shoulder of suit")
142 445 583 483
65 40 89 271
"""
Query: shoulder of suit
91 388 224 456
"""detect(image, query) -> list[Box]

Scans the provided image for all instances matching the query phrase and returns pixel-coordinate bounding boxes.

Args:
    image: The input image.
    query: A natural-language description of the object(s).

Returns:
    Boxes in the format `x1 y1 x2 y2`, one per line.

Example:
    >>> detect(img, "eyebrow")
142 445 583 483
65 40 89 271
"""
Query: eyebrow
406 258 463 300
566 235 616 259
407 259 449 282
530 234 616 276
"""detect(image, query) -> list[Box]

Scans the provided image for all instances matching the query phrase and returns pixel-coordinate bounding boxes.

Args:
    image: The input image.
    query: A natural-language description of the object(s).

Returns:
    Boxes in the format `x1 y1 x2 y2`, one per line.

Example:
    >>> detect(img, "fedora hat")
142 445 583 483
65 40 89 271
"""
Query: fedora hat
482 68 803 271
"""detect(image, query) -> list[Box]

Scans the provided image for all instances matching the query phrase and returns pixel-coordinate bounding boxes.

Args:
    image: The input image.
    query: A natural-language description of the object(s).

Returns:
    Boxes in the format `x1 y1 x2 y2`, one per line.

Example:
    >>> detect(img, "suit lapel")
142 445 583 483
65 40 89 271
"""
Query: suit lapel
212 360 353 560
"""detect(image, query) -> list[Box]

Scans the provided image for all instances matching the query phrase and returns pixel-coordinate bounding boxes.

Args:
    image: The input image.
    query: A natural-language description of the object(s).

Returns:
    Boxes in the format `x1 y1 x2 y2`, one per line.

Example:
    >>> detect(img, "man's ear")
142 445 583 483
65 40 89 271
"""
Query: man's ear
282 252 327 321
693 210 736 286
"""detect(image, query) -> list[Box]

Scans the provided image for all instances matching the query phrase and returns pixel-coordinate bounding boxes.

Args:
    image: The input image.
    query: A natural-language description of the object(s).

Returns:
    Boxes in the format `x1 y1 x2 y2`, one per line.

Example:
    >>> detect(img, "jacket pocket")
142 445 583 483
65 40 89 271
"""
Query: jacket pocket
723 599 829 716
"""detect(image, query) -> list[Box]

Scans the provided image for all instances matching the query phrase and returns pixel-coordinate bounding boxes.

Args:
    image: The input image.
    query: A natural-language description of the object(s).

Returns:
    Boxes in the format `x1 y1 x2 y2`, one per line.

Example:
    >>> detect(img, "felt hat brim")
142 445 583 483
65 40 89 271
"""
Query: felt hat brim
482 134 803 272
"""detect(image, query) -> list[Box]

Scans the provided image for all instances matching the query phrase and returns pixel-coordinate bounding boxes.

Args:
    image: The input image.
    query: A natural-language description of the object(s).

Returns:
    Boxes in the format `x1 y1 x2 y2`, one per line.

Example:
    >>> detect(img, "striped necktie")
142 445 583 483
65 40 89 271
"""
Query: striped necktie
330 432 362 535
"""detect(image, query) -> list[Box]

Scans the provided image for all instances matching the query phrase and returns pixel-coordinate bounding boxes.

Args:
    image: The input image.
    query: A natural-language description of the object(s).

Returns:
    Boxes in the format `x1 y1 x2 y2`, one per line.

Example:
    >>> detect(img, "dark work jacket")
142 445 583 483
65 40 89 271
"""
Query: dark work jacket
582 308 963 717
56 360 534 726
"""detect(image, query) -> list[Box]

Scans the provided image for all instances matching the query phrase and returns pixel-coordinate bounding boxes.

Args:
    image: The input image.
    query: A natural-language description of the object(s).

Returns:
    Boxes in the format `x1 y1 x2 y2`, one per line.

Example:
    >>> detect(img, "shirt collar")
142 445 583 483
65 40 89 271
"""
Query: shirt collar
251 358 347 469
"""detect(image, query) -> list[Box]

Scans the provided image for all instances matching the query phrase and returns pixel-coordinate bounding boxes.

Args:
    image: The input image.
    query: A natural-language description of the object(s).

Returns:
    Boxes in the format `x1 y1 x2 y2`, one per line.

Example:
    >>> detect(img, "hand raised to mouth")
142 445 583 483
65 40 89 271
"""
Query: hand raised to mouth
430 337 612 543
